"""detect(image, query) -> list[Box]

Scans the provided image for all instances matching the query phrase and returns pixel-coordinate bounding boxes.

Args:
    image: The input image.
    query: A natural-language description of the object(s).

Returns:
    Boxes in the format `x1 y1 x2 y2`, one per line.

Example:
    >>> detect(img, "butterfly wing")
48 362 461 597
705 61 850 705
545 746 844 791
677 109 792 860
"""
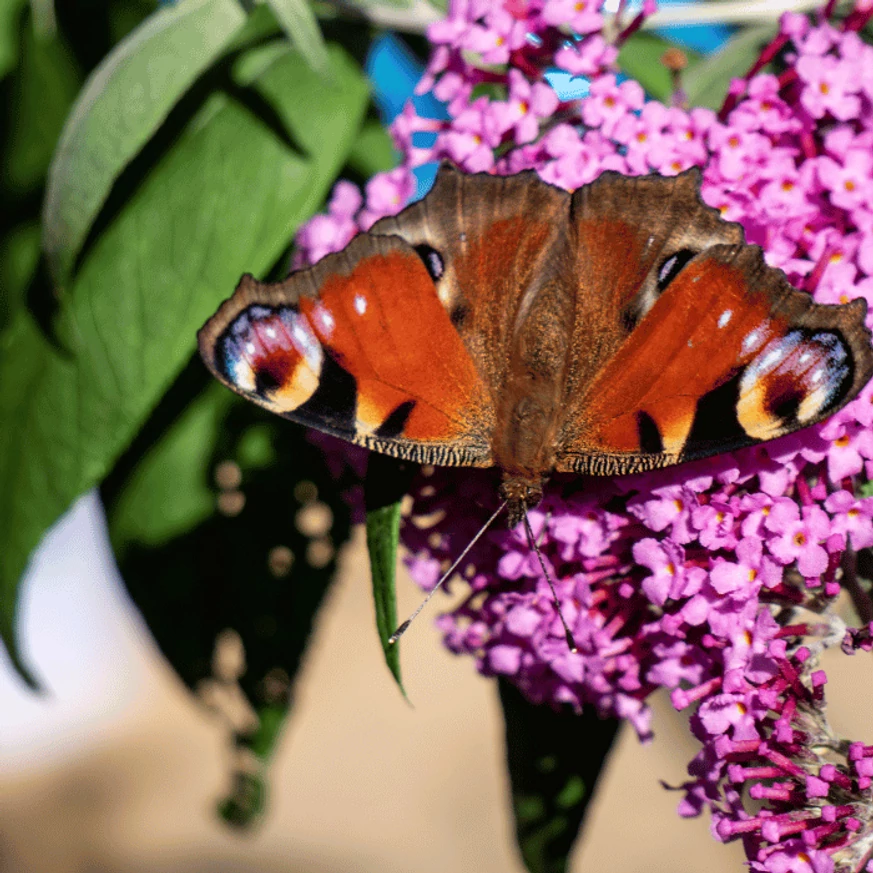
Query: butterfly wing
556 241 873 474
370 164 571 399
198 233 495 466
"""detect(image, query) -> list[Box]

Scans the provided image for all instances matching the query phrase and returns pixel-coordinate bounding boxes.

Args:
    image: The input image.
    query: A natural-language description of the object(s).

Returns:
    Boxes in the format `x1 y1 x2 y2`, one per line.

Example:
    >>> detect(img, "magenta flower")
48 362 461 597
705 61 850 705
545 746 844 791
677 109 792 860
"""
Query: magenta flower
541 0 604 35
293 3 873 869
489 69 559 144
797 53 862 120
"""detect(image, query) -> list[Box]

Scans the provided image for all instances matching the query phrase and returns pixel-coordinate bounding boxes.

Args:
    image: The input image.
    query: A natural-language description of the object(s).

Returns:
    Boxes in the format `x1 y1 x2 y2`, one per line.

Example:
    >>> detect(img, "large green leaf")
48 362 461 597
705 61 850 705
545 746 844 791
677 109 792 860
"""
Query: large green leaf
0 0 27 79
500 679 620 873
0 221 39 331
685 23 779 110
3 13 80 194
346 118 398 178
106 393 353 827
0 43 369 679
108 381 235 556
41 0 247 289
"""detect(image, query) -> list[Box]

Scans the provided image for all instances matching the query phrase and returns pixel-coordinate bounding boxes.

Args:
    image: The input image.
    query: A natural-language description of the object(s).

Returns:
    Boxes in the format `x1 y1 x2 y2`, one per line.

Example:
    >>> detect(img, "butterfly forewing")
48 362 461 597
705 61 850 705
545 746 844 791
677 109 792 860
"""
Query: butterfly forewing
370 165 571 399
556 244 873 473
198 233 495 466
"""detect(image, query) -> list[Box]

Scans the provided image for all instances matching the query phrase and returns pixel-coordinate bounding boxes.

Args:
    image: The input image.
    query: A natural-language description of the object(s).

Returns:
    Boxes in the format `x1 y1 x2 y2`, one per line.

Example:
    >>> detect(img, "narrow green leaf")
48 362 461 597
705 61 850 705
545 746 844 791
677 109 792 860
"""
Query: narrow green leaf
364 453 418 694
3 14 80 194
366 502 404 691
41 0 247 288
617 32 702 103
0 44 369 677
685 23 779 110
266 0 330 78
500 679 620 873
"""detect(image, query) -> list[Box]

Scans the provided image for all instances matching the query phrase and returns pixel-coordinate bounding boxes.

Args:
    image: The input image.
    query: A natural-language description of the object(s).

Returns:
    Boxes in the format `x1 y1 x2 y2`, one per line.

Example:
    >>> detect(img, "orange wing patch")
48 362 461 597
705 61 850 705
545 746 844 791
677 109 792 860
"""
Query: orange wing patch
199 239 495 466
558 246 869 471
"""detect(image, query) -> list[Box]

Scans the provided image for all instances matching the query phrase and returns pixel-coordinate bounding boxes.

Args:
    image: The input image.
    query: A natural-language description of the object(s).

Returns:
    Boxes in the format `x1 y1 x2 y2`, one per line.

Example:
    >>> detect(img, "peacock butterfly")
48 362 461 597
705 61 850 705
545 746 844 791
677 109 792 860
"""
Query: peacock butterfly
198 165 873 529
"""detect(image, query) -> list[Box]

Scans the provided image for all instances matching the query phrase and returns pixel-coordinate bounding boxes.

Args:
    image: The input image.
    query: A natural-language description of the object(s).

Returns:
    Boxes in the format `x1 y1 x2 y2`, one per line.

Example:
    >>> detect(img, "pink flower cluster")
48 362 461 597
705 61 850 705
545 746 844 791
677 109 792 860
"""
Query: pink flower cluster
294 3 873 871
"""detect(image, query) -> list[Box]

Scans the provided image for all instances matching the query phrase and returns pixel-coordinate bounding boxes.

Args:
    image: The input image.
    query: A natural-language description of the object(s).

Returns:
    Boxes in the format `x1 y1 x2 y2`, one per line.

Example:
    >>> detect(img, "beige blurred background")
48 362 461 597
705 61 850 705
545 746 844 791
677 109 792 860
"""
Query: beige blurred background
1 496 871 873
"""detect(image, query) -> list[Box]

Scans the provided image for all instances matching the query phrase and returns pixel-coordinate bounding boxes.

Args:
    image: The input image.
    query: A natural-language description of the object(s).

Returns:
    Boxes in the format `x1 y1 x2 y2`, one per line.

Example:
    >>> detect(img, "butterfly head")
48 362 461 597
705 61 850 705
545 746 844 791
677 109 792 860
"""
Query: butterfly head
500 475 544 528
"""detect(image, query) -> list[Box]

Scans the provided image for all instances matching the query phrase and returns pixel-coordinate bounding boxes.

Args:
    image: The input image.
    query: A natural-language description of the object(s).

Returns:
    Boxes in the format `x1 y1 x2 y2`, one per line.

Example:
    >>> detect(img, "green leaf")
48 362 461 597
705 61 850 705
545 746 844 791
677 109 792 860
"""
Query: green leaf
364 453 418 695
108 382 235 556
107 396 353 828
500 679 620 873
346 119 398 177
617 32 702 103
233 41 370 189
41 0 247 289
266 0 330 78
0 0 28 79
3 14 80 194
685 23 779 110
0 43 369 678
0 221 40 330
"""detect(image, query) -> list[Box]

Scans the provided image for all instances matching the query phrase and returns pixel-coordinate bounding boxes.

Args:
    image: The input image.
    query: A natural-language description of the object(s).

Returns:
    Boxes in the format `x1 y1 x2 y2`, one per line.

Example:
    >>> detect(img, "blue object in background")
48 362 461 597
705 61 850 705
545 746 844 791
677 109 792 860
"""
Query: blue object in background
658 23 733 53
365 33 445 200
653 0 734 54
544 68 592 101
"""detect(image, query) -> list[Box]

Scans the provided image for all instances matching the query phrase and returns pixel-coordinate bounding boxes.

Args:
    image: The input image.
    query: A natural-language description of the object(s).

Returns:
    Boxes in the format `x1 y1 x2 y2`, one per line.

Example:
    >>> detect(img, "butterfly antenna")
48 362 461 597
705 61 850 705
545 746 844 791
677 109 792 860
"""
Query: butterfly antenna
389 499 508 646
522 509 579 653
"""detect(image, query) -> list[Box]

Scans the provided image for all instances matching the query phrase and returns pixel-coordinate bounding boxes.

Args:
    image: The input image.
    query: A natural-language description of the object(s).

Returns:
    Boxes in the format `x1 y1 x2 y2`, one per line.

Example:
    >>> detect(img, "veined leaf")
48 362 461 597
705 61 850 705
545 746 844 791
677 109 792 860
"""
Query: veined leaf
41 0 247 289
1 43 369 680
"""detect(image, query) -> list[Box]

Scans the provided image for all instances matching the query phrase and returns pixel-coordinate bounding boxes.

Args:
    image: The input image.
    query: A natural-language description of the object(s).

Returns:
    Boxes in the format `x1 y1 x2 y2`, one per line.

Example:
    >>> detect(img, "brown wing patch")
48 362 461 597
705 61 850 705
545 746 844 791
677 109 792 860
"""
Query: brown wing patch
370 164 571 396
563 169 747 403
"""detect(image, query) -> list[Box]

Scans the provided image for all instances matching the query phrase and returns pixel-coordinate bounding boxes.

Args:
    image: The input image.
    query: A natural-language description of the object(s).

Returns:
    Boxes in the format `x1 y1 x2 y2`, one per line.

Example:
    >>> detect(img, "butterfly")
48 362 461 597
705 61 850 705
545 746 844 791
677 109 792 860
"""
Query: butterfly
198 164 873 530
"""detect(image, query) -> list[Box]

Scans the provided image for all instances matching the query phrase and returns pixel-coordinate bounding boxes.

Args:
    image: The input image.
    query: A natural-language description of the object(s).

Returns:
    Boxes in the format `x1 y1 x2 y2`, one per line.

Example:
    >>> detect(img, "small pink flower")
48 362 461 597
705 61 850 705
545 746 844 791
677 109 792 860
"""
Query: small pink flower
358 168 415 229
581 76 644 139
817 148 873 211
553 34 617 76
541 0 603 35
489 70 559 144
797 54 862 120
825 490 873 549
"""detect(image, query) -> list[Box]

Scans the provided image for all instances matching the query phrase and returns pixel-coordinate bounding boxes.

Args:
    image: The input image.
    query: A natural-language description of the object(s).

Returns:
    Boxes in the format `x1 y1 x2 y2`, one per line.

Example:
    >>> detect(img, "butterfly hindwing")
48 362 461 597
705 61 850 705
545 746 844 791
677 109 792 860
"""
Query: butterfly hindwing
556 243 873 473
198 233 495 466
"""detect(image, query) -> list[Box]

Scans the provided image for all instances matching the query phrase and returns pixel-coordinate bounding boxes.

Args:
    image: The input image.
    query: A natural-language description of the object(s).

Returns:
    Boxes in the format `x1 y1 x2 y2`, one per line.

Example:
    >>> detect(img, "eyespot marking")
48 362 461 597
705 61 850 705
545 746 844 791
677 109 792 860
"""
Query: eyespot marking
737 328 854 439
414 244 445 281
657 249 696 291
